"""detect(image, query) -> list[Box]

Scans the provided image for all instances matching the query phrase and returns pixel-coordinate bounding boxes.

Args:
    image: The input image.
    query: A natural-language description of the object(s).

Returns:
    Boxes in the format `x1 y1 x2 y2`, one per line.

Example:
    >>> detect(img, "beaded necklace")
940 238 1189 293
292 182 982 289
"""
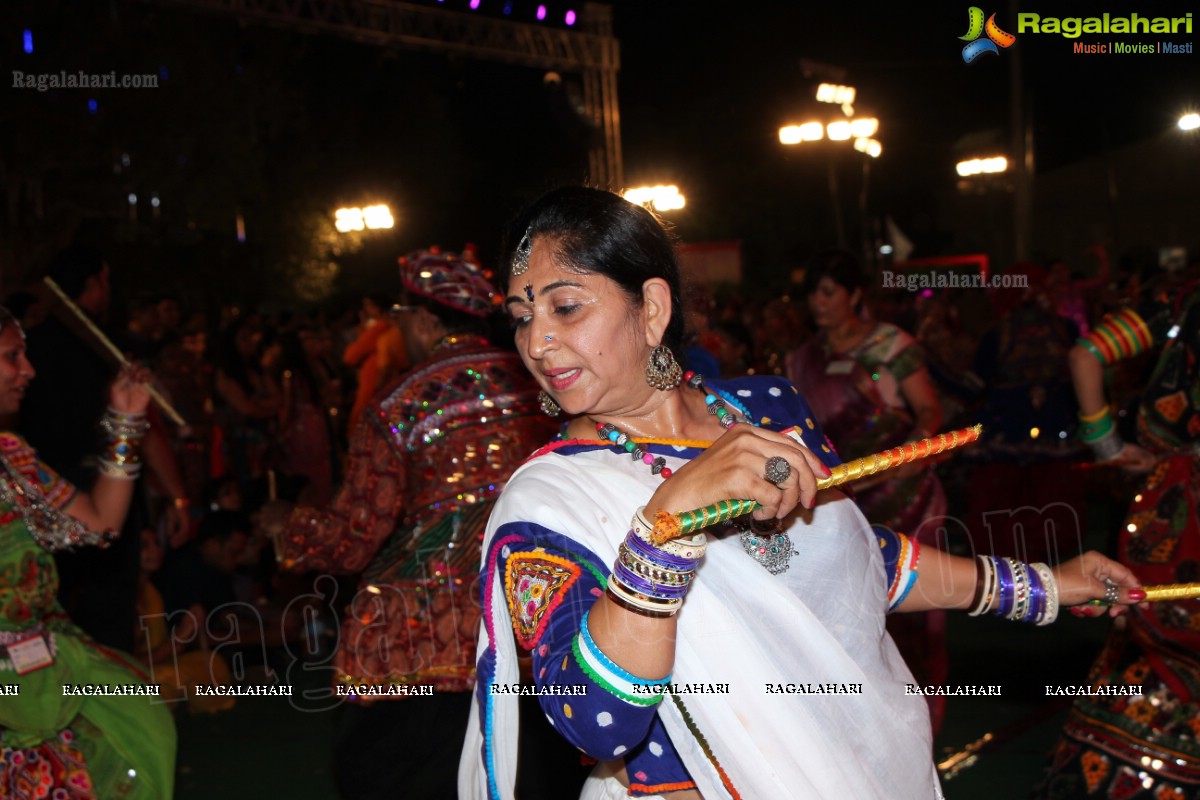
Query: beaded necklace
593 371 796 574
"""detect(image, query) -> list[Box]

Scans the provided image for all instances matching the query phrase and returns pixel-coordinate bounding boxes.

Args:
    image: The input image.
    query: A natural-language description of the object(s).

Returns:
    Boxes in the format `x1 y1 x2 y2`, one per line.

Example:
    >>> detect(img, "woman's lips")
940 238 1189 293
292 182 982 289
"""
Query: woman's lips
545 368 581 391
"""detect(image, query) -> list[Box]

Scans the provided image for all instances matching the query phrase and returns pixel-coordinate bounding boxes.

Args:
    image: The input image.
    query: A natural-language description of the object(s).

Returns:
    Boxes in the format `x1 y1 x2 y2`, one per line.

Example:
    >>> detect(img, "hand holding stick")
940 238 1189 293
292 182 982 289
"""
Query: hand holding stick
42 276 186 426
650 425 983 545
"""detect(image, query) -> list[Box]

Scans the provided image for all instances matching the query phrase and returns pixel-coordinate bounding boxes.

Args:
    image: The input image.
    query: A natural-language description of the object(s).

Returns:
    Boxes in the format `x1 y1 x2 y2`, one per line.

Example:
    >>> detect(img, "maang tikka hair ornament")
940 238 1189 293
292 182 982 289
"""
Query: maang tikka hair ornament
511 228 533 277
524 284 534 302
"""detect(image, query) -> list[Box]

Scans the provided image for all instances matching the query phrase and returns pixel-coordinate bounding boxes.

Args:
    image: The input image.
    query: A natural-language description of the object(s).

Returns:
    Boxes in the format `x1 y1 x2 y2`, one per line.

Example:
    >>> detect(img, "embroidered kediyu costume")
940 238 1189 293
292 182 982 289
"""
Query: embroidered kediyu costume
0 433 175 800
279 249 556 695
459 375 941 800
1034 284 1200 799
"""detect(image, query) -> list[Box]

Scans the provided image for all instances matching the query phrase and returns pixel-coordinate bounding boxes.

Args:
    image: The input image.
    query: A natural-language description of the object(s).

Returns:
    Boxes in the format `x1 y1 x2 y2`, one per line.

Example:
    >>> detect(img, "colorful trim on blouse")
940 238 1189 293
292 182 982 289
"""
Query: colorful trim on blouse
878 527 920 611
572 611 669 706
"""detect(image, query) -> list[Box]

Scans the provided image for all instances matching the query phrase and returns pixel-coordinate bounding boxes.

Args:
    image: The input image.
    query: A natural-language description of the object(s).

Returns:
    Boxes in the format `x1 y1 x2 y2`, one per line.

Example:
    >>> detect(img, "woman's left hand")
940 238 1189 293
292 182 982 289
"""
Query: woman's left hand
1053 551 1145 617
108 364 153 415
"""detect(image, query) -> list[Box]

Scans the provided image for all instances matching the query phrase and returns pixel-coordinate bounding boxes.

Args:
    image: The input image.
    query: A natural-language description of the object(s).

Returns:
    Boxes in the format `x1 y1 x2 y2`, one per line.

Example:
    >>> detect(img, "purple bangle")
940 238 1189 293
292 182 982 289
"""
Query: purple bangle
1024 566 1045 623
612 562 690 600
624 530 699 570
994 557 1015 618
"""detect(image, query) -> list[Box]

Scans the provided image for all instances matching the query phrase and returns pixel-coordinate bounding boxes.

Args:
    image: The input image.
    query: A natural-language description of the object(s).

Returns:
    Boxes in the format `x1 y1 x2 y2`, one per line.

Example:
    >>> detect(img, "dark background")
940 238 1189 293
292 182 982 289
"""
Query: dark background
1 0 1196 306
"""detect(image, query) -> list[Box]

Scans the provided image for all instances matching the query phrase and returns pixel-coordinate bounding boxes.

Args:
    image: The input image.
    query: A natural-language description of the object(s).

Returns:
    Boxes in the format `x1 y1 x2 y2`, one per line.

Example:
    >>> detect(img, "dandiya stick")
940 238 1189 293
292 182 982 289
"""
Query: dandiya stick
1143 583 1200 602
42 276 186 426
814 424 982 491
650 425 984 544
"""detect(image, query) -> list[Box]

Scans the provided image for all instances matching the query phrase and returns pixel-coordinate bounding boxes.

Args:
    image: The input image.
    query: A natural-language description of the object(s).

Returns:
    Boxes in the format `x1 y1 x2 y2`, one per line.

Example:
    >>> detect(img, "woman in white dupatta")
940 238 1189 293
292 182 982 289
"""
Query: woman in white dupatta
459 187 1143 800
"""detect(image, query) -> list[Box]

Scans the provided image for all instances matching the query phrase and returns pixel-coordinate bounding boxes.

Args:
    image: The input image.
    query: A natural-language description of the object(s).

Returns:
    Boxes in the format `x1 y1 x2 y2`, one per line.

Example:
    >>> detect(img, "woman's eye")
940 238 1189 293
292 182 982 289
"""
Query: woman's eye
554 304 581 317
510 314 532 328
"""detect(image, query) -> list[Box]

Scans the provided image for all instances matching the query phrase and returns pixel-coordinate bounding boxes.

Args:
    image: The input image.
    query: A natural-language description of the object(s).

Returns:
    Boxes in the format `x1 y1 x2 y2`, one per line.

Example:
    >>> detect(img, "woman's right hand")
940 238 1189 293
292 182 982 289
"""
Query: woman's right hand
643 425 829 524
108 364 153 416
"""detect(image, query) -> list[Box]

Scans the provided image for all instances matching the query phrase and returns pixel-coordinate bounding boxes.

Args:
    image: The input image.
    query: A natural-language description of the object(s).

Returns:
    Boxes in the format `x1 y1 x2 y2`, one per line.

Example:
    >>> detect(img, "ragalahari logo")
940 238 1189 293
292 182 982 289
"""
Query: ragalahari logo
960 7 1016 63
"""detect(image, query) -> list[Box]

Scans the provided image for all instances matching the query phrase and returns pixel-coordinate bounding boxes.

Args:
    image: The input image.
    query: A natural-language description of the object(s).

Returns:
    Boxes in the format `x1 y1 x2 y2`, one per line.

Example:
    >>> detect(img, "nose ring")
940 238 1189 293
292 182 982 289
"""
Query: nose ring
544 335 553 342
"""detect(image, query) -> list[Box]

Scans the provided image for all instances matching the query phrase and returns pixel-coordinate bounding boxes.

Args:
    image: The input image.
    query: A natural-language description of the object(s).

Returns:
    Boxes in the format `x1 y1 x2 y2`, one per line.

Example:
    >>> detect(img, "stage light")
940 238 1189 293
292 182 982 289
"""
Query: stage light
536 4 546 20
854 138 882 158
956 156 1007 176
849 118 878 138
469 0 480 9
826 121 851 141
335 208 365 233
23 30 33 54
623 185 685 212
1180 112 1200 131
816 83 856 105
362 204 394 229
565 9 576 25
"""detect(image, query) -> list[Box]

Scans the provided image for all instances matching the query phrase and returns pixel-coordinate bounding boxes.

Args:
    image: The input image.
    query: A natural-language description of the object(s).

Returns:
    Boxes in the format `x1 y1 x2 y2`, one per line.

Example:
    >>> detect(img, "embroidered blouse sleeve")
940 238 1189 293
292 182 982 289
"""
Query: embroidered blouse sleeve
875 525 920 612
278 415 406 573
884 329 927 382
493 521 671 761
0 433 79 510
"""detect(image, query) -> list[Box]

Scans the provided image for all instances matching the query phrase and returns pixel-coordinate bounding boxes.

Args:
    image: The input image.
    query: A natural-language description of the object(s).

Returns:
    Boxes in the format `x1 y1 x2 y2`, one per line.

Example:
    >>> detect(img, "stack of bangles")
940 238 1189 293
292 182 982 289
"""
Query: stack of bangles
606 507 708 618
968 556 1059 625
1077 405 1123 461
97 407 150 480
1075 309 1151 460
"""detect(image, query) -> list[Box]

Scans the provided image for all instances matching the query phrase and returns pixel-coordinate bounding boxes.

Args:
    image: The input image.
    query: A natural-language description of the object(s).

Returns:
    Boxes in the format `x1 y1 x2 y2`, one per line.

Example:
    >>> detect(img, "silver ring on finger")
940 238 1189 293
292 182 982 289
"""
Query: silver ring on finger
764 455 791 487
1103 579 1120 605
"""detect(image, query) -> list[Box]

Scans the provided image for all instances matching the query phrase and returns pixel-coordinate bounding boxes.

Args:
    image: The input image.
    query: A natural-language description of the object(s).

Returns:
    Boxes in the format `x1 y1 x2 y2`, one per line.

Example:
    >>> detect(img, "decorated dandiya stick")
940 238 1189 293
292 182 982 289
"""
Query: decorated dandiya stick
42 276 187 426
814 424 983 491
650 425 984 545
1087 583 1200 606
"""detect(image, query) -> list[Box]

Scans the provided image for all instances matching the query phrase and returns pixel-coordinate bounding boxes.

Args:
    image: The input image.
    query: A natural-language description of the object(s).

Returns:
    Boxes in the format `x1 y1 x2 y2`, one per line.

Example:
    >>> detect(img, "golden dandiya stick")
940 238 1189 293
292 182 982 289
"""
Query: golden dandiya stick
1136 583 1200 602
42 276 187 426
815 424 983 491
650 425 984 544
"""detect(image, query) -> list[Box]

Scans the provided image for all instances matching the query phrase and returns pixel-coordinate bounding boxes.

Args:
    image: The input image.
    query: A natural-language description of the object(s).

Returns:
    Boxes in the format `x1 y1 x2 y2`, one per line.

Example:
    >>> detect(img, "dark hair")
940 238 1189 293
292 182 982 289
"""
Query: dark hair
0 305 16 335
3 292 38 321
48 245 106 300
500 186 686 357
802 249 866 297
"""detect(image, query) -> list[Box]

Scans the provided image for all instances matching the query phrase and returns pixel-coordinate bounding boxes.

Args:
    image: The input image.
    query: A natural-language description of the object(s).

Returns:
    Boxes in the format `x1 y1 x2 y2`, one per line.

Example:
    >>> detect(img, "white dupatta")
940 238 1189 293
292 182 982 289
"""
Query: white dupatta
460 445 943 800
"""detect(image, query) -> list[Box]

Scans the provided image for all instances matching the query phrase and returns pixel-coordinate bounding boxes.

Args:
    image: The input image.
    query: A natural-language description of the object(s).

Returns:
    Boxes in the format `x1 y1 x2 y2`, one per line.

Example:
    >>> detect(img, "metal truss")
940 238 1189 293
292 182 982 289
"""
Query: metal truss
156 0 623 185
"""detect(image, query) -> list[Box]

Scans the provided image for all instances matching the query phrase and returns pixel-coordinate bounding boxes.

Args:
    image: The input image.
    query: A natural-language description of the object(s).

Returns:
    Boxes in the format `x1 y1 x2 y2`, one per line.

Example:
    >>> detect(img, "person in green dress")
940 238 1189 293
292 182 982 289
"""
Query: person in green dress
0 305 176 799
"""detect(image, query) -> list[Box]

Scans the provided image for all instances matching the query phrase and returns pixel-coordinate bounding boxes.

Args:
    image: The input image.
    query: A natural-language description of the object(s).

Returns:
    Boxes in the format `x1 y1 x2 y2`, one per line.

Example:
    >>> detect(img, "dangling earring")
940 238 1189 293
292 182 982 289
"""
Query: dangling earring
645 345 682 390
538 390 562 417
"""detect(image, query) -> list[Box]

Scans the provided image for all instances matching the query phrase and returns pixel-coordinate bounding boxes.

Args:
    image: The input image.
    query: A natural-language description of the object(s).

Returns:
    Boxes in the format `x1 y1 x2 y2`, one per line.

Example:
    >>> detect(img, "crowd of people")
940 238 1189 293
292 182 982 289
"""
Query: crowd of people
0 187 1195 799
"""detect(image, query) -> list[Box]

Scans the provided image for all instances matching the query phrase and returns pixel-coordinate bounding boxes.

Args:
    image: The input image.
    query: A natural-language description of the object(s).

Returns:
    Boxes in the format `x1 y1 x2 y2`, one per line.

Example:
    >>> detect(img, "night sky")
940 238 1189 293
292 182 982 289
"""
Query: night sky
1 0 1196 300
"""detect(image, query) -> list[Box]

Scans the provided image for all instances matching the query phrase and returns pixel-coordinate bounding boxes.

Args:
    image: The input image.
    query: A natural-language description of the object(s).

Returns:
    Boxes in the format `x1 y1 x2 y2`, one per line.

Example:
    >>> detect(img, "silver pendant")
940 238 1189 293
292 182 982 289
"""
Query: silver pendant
738 529 796 575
